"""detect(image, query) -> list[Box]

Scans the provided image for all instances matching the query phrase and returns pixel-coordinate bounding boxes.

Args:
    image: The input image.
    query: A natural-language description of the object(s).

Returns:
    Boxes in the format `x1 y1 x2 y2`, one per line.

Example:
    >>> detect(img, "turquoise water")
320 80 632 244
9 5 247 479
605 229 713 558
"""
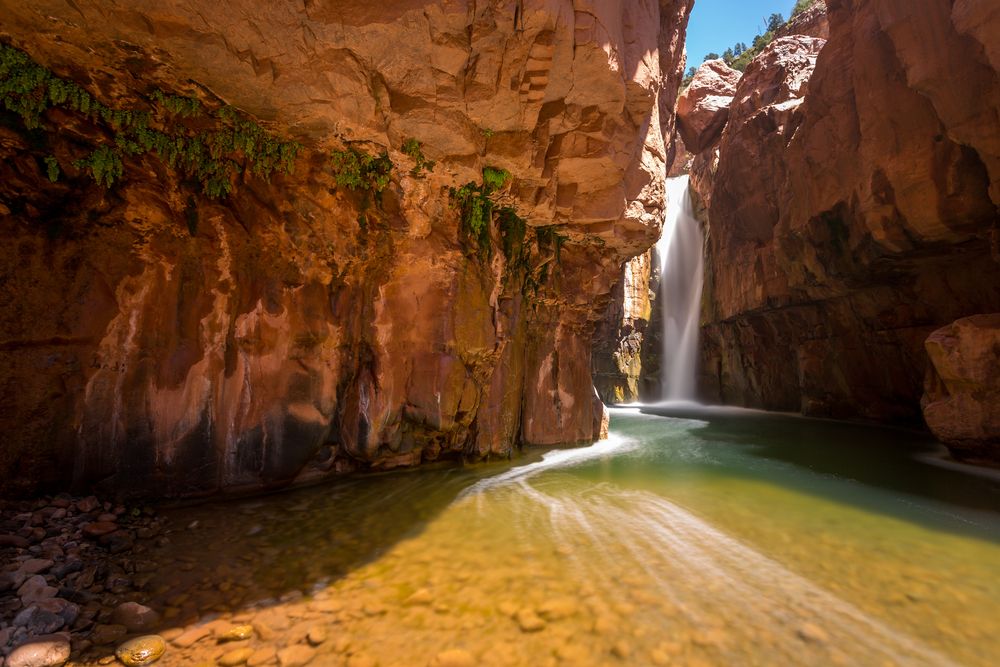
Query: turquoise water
100 406 1000 666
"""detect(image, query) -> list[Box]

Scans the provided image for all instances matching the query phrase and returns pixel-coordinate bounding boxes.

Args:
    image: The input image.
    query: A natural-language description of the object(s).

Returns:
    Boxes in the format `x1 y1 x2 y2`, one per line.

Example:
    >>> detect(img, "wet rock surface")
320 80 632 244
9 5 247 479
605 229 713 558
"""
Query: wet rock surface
114 635 165 666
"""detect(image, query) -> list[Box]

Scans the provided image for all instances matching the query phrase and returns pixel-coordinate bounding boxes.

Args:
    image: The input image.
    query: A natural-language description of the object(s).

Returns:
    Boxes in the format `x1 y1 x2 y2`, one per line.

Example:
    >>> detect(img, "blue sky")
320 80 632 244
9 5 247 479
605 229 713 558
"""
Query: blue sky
685 0 801 69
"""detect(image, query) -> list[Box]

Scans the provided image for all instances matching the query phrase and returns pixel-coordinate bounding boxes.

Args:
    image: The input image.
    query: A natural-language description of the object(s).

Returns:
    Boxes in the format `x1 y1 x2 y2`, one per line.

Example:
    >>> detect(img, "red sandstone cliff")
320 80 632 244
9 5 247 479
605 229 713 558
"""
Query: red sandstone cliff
684 0 1000 460
0 0 693 496
776 1 830 41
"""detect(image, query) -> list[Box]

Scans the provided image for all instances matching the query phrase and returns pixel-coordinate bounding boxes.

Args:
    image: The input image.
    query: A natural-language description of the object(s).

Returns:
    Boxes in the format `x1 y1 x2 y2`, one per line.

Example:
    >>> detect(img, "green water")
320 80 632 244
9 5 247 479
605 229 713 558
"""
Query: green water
115 407 1000 667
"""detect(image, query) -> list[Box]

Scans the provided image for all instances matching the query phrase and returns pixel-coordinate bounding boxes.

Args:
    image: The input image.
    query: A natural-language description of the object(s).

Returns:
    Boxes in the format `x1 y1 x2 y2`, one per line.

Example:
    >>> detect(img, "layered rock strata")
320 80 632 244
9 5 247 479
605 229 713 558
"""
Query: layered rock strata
689 0 1000 436
0 0 692 496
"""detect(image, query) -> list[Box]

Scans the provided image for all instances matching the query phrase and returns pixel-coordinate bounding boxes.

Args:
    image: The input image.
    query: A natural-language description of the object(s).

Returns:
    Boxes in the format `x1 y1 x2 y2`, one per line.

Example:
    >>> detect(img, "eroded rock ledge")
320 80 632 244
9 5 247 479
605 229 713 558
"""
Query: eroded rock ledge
0 0 693 497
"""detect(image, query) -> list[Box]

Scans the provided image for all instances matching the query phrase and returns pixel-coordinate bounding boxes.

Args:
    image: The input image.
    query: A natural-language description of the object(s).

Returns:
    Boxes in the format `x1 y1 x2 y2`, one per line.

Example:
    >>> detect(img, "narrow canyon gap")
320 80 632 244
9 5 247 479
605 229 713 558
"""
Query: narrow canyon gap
593 0 1000 466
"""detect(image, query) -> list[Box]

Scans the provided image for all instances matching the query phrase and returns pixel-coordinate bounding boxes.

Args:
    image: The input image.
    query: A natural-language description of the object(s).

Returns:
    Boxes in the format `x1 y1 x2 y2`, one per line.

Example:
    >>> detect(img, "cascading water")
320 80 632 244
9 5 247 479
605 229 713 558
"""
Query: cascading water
656 175 704 401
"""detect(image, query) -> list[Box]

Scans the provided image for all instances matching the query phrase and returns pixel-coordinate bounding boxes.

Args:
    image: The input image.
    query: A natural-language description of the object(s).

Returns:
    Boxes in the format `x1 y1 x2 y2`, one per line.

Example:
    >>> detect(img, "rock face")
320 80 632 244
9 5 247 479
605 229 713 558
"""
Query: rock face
776 1 830 40
0 1 693 496
691 0 1000 423
922 315 1000 465
591 252 652 403
676 60 741 154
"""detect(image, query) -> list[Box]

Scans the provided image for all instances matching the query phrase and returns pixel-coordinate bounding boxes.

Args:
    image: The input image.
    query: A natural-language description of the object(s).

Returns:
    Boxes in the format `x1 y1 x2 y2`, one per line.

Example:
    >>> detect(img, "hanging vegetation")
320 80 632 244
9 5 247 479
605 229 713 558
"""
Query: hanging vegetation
0 43 301 198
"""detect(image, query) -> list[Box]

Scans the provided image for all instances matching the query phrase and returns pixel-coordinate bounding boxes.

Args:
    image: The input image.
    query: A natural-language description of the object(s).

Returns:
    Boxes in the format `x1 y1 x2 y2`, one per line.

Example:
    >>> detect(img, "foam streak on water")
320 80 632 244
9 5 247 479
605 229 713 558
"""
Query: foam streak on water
459 433 643 498
470 454 958 666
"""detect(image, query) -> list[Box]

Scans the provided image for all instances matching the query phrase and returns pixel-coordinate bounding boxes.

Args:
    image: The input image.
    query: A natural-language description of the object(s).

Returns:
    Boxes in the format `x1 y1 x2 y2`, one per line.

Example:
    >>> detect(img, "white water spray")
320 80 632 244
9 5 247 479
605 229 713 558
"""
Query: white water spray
656 175 704 401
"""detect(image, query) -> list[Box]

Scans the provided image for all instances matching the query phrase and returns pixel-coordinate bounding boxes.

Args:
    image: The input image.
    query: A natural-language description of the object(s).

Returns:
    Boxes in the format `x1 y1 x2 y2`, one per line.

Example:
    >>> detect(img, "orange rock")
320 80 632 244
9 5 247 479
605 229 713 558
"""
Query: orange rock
0 0 695 496
688 0 1000 424
922 314 1000 464
676 60 741 153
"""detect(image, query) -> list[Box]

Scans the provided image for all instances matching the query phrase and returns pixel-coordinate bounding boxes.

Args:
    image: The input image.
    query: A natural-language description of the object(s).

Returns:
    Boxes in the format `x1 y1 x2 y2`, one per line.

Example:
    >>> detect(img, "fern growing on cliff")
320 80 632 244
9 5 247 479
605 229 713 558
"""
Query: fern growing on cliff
42 156 60 182
72 145 123 188
450 166 513 256
330 147 393 196
449 165 550 272
401 138 435 177
0 42 302 197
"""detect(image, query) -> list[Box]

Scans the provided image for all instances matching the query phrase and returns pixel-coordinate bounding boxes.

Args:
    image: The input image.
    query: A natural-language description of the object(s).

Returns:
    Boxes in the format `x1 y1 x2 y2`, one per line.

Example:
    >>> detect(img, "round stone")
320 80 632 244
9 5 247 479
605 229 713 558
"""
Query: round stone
82 521 118 539
217 624 254 642
514 609 545 633
115 635 167 666
217 647 254 666
433 649 475 667
306 626 327 646
112 602 160 633
6 637 71 667
404 588 433 606
797 622 829 644
276 645 315 667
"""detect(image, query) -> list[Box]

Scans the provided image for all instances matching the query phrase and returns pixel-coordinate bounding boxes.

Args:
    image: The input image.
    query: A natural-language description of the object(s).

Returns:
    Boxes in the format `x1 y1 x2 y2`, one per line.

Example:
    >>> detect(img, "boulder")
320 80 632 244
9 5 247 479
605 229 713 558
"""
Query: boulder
676 60 741 153
923 314 1000 464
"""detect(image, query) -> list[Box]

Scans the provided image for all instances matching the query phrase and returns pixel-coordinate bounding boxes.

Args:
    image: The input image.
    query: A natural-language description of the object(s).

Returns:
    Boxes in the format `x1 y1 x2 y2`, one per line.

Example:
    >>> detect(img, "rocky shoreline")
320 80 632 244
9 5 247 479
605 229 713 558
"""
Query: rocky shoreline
0 488 433 667
0 494 169 666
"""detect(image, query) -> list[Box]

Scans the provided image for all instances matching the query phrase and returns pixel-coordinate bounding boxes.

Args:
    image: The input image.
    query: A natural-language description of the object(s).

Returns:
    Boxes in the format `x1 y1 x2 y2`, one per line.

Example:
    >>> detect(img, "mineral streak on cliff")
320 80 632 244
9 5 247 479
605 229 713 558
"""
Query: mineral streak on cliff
0 0 694 496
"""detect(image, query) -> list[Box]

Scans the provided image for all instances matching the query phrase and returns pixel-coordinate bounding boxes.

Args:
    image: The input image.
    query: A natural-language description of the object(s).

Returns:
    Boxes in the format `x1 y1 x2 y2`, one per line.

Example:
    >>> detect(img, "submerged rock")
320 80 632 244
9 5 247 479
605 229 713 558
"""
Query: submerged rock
514 609 546 633
796 622 830 644
306 626 328 647
276 645 315 667
217 647 255 666
217 625 254 643
432 649 475 667
171 625 213 648
115 635 166 666
6 636 71 667
112 602 160 633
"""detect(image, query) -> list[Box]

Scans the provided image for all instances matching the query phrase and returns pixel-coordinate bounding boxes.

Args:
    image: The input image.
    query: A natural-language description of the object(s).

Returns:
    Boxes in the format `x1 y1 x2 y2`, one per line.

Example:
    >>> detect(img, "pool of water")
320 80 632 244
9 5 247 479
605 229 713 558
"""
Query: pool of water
97 406 1000 666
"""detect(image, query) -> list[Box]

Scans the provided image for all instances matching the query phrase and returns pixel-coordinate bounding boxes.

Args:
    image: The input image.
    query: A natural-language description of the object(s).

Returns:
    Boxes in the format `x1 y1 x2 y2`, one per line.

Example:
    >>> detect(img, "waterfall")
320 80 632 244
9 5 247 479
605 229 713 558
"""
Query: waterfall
656 175 704 401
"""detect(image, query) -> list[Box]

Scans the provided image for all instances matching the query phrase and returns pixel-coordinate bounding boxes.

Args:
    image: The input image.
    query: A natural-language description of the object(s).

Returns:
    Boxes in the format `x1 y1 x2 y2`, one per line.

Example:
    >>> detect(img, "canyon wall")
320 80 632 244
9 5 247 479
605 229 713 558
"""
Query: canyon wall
685 0 1000 458
0 0 693 496
591 0 693 404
